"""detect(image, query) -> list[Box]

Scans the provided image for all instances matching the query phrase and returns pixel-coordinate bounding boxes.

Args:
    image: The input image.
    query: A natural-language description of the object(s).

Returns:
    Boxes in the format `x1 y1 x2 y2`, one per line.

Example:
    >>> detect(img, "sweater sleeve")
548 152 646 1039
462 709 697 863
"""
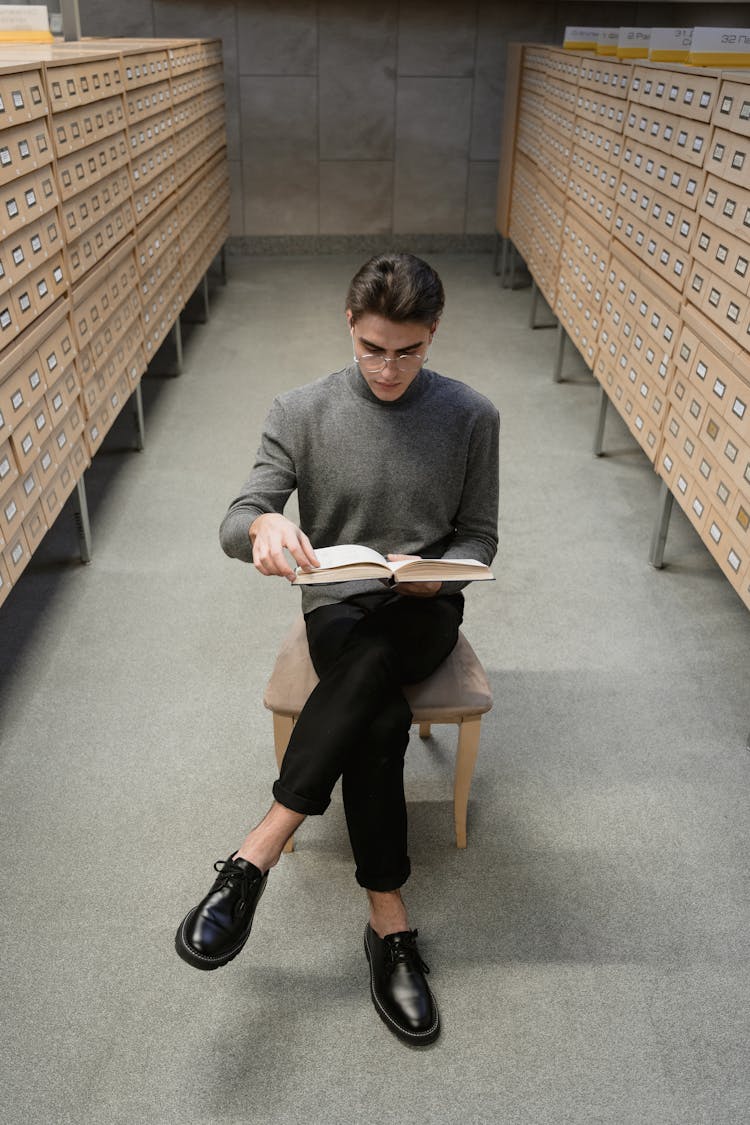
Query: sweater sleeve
219 397 297 563
438 401 500 594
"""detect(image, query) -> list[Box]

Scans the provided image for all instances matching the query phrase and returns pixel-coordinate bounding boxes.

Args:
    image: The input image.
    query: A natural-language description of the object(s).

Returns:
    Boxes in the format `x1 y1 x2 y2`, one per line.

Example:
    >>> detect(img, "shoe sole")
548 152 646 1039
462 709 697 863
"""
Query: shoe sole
174 874 267 971
363 924 440 1046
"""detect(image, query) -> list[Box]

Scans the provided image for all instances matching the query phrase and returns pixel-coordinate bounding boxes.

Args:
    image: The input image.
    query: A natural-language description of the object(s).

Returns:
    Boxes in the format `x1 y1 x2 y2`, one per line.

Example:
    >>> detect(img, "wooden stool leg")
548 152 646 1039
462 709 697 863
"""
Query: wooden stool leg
419 721 432 738
272 713 296 853
453 717 482 849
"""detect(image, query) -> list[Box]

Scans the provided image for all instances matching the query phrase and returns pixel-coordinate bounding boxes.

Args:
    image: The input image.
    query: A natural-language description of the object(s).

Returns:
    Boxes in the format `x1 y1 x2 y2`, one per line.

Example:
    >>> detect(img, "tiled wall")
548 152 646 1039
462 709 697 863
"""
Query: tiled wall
74 0 750 241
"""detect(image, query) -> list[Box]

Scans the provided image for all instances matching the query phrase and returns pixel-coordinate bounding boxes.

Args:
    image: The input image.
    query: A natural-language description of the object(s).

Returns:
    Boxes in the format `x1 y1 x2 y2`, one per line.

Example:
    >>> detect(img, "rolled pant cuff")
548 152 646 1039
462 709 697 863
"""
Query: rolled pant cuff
272 780 330 817
355 859 411 892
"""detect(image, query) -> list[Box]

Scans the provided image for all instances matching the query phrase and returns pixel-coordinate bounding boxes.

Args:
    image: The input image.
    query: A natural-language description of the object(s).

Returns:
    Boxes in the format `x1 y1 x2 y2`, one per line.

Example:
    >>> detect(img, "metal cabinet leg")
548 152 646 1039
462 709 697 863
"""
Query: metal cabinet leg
649 479 674 569
529 281 539 328
493 232 501 275
133 383 145 450
593 385 608 457
173 318 183 376
72 476 92 564
529 282 557 329
200 272 210 322
553 321 567 383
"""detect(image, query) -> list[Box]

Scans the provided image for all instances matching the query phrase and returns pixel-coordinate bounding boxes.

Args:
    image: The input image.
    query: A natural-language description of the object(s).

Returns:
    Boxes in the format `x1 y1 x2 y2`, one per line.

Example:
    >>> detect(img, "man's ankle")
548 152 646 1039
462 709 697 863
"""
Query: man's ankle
367 889 409 938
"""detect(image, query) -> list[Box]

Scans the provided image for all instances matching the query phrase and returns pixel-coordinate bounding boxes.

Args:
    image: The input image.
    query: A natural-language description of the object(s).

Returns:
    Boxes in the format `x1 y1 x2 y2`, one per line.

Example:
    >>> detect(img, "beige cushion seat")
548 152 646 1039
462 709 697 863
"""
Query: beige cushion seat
263 615 493 849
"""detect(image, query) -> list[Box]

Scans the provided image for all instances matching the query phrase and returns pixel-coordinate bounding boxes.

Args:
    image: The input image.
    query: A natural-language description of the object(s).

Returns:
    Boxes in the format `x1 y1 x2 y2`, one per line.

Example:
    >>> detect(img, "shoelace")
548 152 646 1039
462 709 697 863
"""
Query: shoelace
384 929 431 976
212 858 258 896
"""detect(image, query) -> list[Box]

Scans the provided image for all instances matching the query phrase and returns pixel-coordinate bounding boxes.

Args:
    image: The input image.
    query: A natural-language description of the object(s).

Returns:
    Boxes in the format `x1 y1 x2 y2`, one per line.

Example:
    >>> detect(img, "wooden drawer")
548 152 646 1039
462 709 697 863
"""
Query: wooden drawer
121 50 170 90
51 94 126 158
59 167 132 244
0 209 63 294
0 119 53 188
124 77 173 123
0 69 47 126
55 131 130 202
45 57 124 112
65 198 135 285
714 79 750 140
0 165 59 240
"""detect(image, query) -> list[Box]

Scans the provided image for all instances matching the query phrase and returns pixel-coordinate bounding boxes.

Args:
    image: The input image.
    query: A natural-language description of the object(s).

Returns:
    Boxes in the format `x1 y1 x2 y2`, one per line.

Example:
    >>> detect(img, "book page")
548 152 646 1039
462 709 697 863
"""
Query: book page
300 544 389 572
388 557 485 573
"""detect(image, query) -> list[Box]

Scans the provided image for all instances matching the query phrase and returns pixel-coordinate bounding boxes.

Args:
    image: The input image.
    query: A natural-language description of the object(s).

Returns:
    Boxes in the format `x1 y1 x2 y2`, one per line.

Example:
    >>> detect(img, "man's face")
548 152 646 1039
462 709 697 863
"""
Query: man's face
347 311 436 402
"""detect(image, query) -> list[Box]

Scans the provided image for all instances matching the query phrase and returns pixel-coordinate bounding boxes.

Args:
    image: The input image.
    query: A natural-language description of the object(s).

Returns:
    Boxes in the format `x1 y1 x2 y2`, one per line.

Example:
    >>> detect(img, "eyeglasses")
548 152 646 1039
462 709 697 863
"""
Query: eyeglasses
356 352 426 374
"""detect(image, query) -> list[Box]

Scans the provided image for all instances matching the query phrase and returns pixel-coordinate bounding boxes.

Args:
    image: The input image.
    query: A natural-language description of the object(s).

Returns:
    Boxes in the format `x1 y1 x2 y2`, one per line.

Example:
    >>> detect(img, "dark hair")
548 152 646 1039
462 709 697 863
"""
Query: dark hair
346 253 445 326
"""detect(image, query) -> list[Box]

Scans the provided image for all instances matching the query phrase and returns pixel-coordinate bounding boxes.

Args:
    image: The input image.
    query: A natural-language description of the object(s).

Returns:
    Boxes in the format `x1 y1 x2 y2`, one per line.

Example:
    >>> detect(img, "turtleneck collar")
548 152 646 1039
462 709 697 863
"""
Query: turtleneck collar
345 363 431 407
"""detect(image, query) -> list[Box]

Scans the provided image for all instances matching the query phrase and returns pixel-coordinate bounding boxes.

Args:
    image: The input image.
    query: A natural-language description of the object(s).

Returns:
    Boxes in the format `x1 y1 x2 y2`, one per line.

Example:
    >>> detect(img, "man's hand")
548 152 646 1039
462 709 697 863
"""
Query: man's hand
387 554 443 598
250 513 320 582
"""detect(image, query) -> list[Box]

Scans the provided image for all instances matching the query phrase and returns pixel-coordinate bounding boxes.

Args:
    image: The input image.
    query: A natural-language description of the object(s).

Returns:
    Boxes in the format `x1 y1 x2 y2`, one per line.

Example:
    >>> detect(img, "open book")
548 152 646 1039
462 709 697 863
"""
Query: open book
292 544 494 585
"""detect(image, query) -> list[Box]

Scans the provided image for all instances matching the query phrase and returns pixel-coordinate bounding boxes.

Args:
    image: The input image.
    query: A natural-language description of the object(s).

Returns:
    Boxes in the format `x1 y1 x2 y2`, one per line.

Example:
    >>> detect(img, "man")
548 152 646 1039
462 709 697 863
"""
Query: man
175 253 500 1046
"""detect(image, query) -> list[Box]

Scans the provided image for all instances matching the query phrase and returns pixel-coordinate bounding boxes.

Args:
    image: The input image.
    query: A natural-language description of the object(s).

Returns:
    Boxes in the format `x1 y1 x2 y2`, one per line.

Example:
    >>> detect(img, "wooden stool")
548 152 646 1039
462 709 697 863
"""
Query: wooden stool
263 615 493 850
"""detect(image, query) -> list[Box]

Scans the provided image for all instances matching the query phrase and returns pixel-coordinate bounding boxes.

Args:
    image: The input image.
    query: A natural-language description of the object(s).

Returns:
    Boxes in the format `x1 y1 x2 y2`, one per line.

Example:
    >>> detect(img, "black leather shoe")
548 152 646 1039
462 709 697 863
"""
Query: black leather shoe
175 855 268 970
364 923 440 1045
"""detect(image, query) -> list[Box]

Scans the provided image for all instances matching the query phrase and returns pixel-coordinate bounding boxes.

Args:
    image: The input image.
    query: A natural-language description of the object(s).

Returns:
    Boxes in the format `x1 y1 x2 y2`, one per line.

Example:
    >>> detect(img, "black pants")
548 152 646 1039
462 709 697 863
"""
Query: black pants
272 590 464 891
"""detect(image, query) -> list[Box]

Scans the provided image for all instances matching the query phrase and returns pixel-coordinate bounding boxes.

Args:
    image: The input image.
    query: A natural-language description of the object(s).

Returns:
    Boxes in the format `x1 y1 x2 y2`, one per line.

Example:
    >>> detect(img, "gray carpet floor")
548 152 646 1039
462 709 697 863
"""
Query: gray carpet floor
2 254 749 1125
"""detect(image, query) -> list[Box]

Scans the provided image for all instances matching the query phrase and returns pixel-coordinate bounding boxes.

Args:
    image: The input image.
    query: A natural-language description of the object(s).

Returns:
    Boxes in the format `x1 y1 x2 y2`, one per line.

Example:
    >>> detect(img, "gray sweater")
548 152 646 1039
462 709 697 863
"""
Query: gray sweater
220 363 500 613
